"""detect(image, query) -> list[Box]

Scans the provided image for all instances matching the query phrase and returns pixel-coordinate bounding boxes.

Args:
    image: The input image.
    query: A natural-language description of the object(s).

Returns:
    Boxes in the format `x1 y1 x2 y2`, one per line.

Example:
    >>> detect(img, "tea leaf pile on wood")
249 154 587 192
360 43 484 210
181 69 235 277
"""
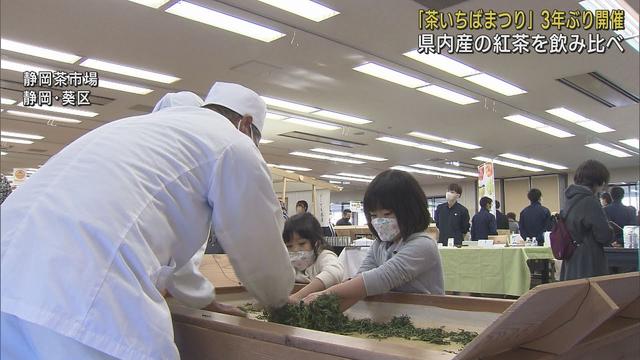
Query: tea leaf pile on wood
262 294 478 346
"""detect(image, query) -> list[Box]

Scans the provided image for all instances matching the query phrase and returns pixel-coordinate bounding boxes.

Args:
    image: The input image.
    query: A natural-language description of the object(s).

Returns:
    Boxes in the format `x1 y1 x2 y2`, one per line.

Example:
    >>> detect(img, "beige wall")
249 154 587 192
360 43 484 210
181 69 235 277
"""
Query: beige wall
531 175 561 213
504 178 530 216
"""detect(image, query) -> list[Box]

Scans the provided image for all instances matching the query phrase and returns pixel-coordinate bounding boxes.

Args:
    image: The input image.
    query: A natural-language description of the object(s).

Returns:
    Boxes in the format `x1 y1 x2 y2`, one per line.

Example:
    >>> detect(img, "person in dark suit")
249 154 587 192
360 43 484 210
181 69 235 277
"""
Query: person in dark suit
434 183 470 246
519 188 551 246
495 200 509 230
336 209 352 226
604 186 636 246
471 197 498 240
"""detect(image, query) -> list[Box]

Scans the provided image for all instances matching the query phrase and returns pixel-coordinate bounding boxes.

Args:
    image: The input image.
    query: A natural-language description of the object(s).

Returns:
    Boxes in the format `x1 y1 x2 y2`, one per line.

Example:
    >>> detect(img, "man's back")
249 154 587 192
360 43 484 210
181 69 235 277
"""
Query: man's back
519 202 551 244
604 202 635 241
0 107 292 359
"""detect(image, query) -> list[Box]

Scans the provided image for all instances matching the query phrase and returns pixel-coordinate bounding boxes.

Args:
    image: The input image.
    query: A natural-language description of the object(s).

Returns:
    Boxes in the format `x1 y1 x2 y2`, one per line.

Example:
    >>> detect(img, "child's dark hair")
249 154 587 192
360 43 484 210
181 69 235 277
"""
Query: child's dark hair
363 170 430 240
283 213 326 255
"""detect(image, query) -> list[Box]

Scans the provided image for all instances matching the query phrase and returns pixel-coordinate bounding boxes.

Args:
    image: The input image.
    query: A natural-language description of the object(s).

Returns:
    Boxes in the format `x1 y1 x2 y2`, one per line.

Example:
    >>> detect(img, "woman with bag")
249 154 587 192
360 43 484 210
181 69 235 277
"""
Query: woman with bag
560 160 614 281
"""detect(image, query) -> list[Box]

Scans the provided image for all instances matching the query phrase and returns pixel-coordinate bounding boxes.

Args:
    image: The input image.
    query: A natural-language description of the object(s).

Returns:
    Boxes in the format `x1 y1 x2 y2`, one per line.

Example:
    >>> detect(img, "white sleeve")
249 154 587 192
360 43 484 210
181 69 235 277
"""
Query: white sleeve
313 250 344 288
165 243 215 309
208 141 294 308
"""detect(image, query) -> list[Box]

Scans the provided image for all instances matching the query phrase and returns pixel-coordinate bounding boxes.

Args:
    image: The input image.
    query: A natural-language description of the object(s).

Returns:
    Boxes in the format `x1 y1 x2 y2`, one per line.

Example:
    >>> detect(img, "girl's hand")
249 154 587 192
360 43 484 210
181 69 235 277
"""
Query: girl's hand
302 290 328 305
203 300 247 317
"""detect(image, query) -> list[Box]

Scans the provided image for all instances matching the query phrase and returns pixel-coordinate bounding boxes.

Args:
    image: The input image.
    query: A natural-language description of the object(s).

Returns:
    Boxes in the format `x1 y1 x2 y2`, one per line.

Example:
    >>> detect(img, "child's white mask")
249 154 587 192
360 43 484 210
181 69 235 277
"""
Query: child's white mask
289 250 315 270
371 218 400 242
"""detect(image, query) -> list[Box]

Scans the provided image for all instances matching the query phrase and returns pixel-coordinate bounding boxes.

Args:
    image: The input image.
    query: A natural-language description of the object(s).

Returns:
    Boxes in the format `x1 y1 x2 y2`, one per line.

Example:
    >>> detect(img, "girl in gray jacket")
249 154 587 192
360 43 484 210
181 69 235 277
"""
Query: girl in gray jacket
301 170 444 310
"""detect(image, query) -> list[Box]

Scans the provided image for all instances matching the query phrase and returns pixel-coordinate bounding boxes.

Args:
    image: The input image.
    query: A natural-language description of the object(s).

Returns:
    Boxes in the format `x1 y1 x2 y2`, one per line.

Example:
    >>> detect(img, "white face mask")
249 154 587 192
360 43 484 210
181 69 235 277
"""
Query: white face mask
289 250 315 271
371 217 401 242
445 192 458 201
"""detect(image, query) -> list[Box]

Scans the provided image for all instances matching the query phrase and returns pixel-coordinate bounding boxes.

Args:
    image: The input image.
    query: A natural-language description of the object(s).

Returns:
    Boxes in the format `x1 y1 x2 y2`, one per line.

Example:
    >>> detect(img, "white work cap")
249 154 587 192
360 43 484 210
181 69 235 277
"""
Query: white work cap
203 82 266 133
152 91 204 112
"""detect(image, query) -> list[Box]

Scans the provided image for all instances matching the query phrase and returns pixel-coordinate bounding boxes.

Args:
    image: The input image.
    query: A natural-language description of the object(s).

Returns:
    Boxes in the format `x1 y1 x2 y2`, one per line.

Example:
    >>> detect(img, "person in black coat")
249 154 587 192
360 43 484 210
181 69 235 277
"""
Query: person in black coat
519 188 551 246
495 200 509 230
434 183 470 246
604 186 636 246
471 197 498 240
561 160 613 281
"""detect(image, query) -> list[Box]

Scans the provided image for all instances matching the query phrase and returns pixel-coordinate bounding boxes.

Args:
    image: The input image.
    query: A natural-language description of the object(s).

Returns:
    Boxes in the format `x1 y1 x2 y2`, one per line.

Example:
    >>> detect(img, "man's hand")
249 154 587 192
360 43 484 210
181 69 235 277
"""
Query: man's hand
288 294 303 304
203 300 247 317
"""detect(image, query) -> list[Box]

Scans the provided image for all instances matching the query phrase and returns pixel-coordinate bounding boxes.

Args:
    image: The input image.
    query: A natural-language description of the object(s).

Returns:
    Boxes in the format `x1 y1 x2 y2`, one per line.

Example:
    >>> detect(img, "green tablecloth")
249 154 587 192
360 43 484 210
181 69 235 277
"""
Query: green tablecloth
439 247 554 296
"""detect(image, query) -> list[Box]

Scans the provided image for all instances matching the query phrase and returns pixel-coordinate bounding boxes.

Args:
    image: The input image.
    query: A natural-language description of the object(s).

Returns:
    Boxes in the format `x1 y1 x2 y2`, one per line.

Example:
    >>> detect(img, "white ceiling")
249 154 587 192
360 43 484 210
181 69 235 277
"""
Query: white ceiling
1 0 639 190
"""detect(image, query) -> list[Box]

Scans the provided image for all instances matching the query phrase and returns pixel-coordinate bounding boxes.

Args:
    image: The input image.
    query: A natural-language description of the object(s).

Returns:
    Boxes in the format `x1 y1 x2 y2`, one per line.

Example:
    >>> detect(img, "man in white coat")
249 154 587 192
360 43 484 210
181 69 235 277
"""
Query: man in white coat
0 82 294 359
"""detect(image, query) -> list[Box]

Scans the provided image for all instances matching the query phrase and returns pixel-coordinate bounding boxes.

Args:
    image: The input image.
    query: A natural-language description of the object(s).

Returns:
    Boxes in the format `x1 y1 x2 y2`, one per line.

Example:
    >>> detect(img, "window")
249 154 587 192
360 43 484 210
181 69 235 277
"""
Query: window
611 182 639 215
426 196 446 219
330 202 366 226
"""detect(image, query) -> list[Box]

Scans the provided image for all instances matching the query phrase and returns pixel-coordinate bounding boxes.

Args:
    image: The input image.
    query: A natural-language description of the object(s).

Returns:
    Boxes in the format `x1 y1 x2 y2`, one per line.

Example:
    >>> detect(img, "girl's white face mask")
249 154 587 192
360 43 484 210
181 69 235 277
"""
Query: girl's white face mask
371 217 400 242
289 250 315 270
445 191 458 201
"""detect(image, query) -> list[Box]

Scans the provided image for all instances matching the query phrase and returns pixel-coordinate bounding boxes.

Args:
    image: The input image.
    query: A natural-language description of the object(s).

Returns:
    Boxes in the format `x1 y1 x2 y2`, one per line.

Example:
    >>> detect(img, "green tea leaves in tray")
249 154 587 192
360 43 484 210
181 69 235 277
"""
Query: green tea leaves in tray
262 294 478 346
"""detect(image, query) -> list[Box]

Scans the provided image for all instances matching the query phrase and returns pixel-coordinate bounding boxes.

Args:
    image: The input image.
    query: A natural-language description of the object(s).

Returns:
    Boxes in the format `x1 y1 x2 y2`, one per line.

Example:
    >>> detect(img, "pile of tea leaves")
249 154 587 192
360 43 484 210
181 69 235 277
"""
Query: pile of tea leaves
257 294 477 346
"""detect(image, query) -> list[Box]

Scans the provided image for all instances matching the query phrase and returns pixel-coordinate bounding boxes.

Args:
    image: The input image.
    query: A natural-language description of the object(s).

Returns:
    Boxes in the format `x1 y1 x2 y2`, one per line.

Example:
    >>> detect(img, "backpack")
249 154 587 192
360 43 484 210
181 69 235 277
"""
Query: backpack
550 195 586 260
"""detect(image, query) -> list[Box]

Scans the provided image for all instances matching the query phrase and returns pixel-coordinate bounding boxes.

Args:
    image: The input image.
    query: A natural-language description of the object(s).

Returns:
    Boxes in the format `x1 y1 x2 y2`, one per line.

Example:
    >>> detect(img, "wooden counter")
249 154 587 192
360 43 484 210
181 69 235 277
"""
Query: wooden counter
171 256 640 359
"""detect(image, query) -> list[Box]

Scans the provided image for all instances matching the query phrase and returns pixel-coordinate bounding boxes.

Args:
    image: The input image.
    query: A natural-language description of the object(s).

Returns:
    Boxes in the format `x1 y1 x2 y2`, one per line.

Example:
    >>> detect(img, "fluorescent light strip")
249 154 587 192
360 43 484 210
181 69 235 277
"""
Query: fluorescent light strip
353 63 428 88
127 0 170 8
1 59 54 72
1 98 16 105
266 112 288 120
403 50 479 77
465 73 527 96
473 156 544 172
1 137 34 144
376 136 452 153
442 139 482 149
499 153 568 170
18 103 98 117
579 0 639 52
79 58 179 84
0 131 44 140
546 107 614 133
410 164 478 177
6 110 82 124
1 38 81 64
536 126 575 138
503 115 574 138
1 151 7 156
312 110 371 125
408 131 481 149
257 0 339 22
619 138 639 149
267 164 312 172
290 151 365 164
336 172 375 180
504 115 545 129
408 131 445 142
585 143 633 158
310 148 387 162
321 175 371 183
416 85 478 105
391 165 465 179
284 118 340 130
98 79 153 95
262 96 318 113
259 139 273 144
166 1 286 43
